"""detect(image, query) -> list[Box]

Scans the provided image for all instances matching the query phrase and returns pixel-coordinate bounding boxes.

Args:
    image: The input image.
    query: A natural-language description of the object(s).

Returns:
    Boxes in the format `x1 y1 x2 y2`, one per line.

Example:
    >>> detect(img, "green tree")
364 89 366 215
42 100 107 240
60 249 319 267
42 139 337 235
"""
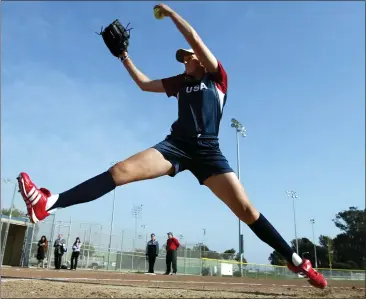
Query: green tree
268 250 287 266
318 235 333 249
1 206 26 218
192 243 209 252
333 206 365 233
332 207 366 269
268 207 366 270
192 243 222 259
234 253 247 264
222 248 236 260
269 238 328 267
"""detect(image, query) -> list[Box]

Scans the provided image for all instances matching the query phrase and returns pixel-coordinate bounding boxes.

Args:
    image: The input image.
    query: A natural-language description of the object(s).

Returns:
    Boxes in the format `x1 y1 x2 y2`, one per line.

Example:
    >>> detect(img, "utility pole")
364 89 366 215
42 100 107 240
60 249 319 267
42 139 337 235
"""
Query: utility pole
231 118 247 274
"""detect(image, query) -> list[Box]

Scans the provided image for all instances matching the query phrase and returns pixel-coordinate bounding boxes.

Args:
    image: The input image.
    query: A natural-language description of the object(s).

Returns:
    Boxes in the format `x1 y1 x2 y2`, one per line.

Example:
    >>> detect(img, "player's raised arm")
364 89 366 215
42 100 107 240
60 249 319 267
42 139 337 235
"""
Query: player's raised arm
121 53 166 93
121 51 184 97
154 3 219 73
98 19 166 93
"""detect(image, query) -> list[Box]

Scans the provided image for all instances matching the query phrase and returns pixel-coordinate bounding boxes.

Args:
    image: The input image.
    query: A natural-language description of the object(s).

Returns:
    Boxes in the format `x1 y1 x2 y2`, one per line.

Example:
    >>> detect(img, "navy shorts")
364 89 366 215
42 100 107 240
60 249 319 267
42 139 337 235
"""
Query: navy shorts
152 136 234 185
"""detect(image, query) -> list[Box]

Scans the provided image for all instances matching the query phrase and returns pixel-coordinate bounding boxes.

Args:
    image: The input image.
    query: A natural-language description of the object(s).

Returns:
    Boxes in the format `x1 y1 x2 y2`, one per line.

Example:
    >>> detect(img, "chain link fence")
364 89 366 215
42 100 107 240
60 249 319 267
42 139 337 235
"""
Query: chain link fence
25 217 205 274
201 258 366 281
2 215 365 281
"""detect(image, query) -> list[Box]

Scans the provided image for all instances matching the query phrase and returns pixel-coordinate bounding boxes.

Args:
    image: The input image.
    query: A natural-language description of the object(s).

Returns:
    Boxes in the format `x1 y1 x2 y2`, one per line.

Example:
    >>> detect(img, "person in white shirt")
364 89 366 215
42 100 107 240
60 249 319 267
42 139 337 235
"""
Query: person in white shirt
70 237 81 270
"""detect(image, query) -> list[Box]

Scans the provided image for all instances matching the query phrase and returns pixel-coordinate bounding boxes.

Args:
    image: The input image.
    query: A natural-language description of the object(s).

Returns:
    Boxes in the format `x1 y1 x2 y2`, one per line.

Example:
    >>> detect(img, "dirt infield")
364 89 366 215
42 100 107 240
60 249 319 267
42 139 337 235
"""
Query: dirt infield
1 267 365 298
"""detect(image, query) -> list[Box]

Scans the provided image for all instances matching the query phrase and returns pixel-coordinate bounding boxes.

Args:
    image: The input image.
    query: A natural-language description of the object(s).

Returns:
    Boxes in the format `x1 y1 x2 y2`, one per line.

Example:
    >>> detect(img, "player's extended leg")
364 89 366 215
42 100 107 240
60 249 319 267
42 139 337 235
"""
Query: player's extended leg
203 172 327 289
17 148 174 223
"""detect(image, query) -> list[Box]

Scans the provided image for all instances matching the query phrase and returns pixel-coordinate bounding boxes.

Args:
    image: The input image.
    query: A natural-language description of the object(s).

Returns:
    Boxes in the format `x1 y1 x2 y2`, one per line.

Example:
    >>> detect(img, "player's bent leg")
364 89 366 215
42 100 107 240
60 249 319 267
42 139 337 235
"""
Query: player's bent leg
17 148 174 224
203 172 260 224
109 148 175 185
204 172 327 289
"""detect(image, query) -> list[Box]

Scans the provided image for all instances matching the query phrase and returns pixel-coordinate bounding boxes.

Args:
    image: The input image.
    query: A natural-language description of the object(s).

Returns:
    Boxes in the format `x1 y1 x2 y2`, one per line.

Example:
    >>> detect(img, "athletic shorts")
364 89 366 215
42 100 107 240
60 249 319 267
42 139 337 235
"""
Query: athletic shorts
152 136 234 185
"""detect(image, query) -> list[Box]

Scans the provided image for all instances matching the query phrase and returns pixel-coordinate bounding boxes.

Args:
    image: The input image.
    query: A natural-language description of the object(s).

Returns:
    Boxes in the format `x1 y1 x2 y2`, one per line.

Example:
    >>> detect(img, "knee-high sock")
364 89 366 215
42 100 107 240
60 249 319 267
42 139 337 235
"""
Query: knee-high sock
248 214 303 266
46 171 116 211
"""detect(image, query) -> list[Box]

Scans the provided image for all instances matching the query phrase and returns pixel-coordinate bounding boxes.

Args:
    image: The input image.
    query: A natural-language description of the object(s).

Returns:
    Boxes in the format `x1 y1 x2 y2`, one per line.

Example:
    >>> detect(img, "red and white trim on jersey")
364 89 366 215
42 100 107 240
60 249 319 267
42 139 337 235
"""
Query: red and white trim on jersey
161 60 229 138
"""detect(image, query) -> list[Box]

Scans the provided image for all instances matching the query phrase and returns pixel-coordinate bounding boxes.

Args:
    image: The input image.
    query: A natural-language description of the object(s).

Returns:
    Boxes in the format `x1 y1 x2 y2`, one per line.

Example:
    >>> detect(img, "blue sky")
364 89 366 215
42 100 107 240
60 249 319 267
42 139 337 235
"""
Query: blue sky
1 1 364 264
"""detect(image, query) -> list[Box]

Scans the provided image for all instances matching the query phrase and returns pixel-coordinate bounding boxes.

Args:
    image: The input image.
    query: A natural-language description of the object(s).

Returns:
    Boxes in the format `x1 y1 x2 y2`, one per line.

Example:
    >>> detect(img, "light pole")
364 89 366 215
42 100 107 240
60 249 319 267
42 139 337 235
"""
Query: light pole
286 190 299 254
231 118 247 267
141 224 148 271
141 224 148 240
1 179 18 265
131 204 142 271
132 204 143 245
107 161 117 270
310 219 318 268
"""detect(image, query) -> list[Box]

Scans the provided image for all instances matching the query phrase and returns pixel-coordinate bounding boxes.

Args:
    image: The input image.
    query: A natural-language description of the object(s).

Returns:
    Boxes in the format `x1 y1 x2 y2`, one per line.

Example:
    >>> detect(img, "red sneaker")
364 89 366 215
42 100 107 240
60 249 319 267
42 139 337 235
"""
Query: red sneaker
288 259 328 289
17 172 51 224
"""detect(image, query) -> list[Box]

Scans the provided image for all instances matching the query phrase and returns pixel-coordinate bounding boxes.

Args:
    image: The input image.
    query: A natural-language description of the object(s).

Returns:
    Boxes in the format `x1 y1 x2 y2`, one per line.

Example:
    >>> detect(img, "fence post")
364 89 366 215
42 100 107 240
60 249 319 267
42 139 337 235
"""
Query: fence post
82 229 87 268
199 248 202 276
27 224 35 266
99 225 103 254
20 222 31 267
47 216 56 269
66 218 72 247
66 217 72 264
144 233 147 272
87 226 92 269
184 241 187 274
189 249 192 274
132 237 135 272
57 221 61 235
119 230 124 272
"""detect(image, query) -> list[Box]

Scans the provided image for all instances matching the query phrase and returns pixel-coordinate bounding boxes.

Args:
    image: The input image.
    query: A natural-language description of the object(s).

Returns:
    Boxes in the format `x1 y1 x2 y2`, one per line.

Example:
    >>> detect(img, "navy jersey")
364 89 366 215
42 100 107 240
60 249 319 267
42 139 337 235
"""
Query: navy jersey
162 62 228 139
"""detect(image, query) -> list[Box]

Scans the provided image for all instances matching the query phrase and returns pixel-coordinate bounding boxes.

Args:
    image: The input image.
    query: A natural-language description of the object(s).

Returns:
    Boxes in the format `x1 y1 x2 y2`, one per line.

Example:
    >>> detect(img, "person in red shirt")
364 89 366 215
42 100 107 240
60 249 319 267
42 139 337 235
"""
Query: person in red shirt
164 232 180 275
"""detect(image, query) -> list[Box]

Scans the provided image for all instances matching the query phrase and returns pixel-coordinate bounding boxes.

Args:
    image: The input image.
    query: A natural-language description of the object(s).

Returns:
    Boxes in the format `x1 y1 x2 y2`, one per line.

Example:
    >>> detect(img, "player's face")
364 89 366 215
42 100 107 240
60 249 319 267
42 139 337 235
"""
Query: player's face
183 54 202 75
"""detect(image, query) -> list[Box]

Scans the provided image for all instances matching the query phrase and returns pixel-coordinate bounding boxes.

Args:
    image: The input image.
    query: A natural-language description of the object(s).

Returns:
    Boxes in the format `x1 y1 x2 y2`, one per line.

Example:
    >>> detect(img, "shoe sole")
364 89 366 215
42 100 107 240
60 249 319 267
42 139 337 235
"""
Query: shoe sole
288 262 327 289
17 174 40 224
300 271 327 289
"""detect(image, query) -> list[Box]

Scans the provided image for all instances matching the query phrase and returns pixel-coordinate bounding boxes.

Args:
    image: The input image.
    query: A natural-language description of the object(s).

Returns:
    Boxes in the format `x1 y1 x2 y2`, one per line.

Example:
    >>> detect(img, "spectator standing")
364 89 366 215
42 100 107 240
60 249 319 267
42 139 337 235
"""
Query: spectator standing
146 233 159 274
53 234 65 270
164 232 180 275
70 237 82 270
37 235 48 268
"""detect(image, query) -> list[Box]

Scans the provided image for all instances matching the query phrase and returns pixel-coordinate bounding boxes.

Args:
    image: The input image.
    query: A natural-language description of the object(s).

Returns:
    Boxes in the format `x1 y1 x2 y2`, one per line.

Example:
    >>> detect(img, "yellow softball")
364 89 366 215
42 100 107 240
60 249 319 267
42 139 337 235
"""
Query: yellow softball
154 7 164 20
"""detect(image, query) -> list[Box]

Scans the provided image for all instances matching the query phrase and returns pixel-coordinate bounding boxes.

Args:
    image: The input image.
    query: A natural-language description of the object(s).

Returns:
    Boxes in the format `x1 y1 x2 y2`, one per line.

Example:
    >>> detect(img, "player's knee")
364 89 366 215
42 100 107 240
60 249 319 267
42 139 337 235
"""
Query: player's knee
109 161 134 186
237 200 260 224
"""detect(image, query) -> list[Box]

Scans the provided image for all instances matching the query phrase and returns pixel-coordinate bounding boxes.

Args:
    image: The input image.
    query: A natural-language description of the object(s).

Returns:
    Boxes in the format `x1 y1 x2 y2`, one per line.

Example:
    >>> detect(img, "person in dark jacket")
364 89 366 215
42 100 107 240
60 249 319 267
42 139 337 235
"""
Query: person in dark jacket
70 237 82 270
53 234 66 270
164 232 180 275
37 235 48 268
146 233 159 274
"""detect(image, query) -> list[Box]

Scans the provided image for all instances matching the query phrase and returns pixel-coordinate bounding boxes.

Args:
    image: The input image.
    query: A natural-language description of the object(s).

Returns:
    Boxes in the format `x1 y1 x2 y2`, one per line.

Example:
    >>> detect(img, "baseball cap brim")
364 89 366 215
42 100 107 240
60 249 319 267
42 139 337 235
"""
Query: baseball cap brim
176 48 195 63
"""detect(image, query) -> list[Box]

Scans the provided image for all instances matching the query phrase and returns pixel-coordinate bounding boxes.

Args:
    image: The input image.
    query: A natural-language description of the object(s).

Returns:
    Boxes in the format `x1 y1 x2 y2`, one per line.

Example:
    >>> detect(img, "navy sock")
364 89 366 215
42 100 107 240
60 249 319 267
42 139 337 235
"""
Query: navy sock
50 171 116 210
249 214 295 265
